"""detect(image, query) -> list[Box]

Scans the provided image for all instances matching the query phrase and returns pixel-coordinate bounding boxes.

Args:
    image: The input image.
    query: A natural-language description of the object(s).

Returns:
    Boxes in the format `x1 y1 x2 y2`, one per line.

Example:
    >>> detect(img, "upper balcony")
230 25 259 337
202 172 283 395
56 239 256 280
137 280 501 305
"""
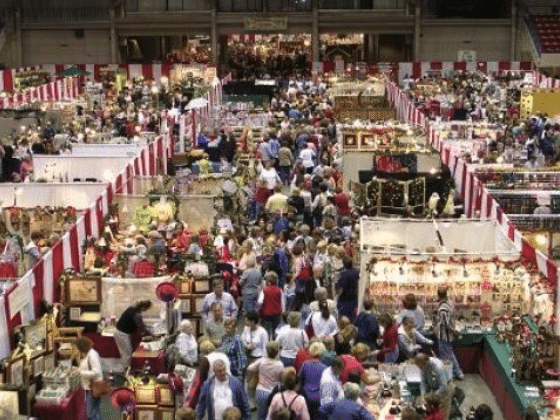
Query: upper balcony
124 0 407 13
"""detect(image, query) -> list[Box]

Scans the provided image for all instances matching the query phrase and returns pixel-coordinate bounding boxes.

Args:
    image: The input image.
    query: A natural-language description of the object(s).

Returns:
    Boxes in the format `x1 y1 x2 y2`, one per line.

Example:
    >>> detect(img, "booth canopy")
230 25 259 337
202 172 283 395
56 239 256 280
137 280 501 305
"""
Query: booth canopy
360 218 519 259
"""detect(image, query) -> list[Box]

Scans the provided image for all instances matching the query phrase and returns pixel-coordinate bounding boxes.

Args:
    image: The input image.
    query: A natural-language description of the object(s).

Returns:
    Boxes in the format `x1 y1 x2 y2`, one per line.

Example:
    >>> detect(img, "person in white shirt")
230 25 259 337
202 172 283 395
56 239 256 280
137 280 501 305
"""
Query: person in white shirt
176 320 198 366
308 301 337 338
74 337 103 420
241 312 269 361
320 356 345 405
299 144 316 173
276 312 308 367
259 160 282 191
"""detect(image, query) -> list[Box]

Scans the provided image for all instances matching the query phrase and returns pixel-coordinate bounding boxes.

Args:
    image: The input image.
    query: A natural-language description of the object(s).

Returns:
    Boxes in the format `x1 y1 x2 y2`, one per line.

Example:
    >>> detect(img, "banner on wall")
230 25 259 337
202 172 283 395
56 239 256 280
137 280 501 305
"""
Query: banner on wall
458 50 477 63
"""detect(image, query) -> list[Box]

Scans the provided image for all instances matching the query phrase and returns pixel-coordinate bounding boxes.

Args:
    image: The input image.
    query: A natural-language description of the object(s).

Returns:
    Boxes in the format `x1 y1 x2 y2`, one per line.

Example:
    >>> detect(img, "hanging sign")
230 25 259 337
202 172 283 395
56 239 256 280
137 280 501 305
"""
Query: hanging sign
244 17 288 31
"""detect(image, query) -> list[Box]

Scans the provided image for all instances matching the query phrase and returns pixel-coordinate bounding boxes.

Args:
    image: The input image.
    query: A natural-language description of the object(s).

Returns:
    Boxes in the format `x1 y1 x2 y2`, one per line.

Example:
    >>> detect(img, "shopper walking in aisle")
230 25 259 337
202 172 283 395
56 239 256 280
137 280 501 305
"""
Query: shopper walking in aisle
435 286 464 380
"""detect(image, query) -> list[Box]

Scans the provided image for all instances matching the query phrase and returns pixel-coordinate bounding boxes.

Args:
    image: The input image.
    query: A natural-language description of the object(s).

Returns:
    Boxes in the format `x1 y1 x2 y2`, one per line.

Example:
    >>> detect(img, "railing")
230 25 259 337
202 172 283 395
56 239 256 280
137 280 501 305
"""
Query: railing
21 7 110 22
508 214 560 231
216 0 311 12
320 0 406 9
126 0 211 12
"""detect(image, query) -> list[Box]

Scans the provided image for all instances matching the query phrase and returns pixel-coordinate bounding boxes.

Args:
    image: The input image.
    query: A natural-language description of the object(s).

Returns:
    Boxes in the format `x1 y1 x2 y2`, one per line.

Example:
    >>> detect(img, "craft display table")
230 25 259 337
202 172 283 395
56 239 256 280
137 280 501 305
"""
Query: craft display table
131 349 167 375
451 332 545 420
31 386 87 420
84 331 142 358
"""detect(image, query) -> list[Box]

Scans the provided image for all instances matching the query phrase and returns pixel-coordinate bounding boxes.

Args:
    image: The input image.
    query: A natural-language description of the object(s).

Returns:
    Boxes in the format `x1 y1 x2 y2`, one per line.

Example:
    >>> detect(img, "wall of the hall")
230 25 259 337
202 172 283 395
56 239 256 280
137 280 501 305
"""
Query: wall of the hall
418 23 511 61
21 29 111 66
0 35 18 68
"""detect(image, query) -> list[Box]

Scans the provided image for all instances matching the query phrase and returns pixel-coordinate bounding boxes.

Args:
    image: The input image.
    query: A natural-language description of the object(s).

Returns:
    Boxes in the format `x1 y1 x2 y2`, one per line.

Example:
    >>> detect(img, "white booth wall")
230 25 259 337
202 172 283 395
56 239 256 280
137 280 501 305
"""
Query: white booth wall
70 143 143 157
0 182 106 208
32 155 131 182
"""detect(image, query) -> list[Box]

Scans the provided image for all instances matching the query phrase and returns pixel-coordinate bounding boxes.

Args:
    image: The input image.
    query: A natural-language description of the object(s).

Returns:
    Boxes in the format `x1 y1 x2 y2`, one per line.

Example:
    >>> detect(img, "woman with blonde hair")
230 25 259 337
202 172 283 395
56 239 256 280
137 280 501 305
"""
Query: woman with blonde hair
299 341 328 420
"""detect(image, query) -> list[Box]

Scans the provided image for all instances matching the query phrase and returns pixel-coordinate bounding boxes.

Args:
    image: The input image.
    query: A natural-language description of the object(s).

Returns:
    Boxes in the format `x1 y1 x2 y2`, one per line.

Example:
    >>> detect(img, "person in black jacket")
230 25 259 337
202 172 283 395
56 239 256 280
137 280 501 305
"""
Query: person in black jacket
219 133 237 164
114 300 152 372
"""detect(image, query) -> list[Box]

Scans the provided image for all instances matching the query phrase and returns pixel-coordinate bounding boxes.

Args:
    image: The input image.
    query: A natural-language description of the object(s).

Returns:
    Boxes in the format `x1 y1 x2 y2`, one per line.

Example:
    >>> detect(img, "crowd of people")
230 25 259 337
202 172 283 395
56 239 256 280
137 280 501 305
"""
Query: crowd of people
8 65 550 420
67 75 517 420
226 43 310 80
402 71 560 169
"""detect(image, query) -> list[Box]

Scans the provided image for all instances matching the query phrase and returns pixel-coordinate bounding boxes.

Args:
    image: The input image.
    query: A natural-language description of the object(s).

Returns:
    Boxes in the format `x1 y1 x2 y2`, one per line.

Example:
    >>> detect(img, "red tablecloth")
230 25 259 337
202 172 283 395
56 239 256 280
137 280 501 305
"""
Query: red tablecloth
131 350 167 375
84 332 142 358
31 386 87 420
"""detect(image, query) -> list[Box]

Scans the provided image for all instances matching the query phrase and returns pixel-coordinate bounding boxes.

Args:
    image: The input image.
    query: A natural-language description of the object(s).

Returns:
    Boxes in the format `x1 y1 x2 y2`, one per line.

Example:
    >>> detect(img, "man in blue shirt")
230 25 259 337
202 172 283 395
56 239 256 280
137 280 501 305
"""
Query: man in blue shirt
336 257 360 322
354 299 380 350
414 353 455 419
197 131 209 151
319 382 376 420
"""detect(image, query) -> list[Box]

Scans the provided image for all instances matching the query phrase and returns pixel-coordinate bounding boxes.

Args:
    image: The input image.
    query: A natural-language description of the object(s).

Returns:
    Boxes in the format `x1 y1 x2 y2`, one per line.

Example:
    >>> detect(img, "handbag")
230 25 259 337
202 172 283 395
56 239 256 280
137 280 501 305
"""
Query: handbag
91 379 111 398
88 357 110 398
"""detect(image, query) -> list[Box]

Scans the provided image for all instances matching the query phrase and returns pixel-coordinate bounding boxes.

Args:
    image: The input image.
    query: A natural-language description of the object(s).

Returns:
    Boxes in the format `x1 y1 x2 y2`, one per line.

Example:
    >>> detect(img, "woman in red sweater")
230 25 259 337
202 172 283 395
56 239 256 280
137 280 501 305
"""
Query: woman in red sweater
424 393 445 420
374 313 399 363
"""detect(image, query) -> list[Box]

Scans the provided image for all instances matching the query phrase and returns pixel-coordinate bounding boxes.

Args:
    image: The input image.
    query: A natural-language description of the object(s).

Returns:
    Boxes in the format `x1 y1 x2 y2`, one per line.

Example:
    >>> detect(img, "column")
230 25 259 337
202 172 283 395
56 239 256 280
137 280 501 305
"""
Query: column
413 2 421 62
109 8 118 63
211 8 218 64
312 0 319 63
15 8 23 67
511 1 517 61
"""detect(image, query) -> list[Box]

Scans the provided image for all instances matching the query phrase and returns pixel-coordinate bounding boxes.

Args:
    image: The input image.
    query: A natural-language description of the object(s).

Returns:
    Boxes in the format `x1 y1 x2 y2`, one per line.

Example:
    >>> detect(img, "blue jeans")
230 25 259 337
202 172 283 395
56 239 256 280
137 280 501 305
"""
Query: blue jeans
261 315 280 339
278 166 291 184
86 390 101 420
243 293 259 315
438 340 463 376
280 356 295 367
256 388 271 420
384 347 399 364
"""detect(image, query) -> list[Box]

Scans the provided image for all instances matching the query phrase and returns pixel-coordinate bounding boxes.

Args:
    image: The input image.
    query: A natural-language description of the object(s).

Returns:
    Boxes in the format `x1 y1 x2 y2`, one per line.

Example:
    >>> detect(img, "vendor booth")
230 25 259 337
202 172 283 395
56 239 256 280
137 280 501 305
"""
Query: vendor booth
0 183 106 209
32 155 132 183
359 217 554 420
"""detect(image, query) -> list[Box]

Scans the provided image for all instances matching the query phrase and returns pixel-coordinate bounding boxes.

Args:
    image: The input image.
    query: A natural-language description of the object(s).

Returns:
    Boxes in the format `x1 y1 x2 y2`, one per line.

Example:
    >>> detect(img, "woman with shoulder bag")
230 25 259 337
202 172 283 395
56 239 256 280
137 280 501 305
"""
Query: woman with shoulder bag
74 336 104 420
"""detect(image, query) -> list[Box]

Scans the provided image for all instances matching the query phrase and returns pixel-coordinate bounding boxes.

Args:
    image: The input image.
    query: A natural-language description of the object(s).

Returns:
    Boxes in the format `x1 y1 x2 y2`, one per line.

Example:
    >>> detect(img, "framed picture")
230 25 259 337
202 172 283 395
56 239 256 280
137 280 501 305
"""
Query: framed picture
7 357 25 387
157 386 174 406
66 276 102 305
135 386 157 404
69 307 82 321
194 296 205 313
179 279 192 295
159 407 175 420
135 405 157 420
31 356 44 377
343 133 358 148
180 298 191 314
360 134 376 148
43 352 55 372
22 318 47 355
193 279 210 294
46 334 54 352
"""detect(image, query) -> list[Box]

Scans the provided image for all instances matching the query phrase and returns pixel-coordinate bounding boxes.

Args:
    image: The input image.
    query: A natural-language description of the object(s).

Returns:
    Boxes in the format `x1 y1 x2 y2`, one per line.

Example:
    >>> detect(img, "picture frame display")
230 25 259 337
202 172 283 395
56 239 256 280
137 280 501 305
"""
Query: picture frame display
157 385 174 406
160 407 175 420
343 133 358 148
32 356 44 377
194 296 205 313
66 276 102 305
135 405 157 420
7 357 25 387
43 352 55 372
22 317 47 354
135 385 157 404
193 279 210 294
